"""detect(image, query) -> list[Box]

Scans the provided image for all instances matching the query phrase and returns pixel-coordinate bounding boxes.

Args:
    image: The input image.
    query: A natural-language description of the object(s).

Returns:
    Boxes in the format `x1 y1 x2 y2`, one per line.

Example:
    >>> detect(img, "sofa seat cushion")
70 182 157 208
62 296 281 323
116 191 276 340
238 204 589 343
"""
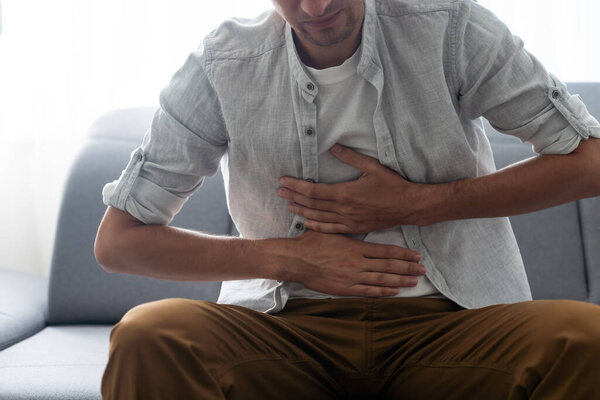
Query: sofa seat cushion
0 325 112 400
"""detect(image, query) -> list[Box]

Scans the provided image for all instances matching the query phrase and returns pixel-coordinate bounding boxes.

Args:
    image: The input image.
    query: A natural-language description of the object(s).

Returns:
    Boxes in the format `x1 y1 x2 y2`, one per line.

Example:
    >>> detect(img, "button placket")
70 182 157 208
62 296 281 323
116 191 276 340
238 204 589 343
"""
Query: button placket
299 83 318 185
287 80 318 238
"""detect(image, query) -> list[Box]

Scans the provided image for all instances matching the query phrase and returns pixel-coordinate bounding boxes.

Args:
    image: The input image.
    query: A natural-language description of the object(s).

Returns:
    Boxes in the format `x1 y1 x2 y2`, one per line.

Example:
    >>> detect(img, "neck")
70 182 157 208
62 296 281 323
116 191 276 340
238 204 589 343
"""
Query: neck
293 17 363 69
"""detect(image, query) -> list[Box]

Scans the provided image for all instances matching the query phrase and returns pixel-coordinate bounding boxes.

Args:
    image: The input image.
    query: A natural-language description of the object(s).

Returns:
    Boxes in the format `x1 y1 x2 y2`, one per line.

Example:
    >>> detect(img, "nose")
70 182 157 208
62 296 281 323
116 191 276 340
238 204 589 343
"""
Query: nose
299 0 334 18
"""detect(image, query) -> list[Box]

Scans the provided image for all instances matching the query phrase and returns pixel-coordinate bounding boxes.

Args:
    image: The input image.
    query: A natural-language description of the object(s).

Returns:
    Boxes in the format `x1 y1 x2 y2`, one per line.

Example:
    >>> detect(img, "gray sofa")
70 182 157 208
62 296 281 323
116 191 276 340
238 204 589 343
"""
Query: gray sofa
1 83 599 399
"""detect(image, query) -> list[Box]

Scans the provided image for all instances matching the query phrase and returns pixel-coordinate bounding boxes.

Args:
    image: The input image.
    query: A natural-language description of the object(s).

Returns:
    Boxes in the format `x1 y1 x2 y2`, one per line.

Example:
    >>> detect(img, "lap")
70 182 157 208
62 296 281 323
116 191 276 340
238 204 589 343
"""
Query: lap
110 297 600 399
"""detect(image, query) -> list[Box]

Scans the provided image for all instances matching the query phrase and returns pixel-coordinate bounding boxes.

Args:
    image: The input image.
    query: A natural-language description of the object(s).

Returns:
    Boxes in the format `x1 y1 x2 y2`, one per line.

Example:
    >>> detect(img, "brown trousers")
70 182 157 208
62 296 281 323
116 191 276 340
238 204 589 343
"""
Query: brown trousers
101 297 600 399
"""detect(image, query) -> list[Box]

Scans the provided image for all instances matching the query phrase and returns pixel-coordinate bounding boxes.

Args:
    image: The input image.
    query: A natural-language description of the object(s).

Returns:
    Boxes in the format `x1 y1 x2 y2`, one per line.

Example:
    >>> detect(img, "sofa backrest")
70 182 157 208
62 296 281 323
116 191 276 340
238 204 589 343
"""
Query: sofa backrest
47 108 229 324
47 83 600 325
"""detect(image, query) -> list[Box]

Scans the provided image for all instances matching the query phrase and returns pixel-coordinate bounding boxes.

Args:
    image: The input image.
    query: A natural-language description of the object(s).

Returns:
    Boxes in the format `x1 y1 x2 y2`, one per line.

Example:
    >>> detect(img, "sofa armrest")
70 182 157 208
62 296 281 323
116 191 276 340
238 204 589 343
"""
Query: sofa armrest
0 268 48 351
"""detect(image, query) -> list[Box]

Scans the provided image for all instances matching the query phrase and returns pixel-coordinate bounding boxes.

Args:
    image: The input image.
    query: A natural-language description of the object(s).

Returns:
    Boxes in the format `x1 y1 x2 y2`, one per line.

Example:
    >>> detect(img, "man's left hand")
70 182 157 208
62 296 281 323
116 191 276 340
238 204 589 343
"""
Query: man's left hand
277 144 430 234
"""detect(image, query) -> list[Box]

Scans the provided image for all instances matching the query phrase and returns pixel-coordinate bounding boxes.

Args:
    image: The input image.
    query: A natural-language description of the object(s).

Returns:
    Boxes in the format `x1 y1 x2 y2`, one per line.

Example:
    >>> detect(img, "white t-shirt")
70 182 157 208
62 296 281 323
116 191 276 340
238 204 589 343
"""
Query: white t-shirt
287 47 442 299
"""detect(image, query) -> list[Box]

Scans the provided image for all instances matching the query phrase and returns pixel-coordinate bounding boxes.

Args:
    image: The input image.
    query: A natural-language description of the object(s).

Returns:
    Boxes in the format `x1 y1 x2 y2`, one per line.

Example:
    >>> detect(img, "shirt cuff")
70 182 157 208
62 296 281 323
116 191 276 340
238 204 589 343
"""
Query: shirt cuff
102 148 187 225
493 74 600 155
548 74 600 141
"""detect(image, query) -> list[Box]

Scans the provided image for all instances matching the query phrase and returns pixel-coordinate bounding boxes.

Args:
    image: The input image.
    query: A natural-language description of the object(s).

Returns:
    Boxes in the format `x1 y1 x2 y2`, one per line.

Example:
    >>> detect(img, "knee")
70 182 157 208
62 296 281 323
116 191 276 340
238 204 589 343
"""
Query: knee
520 300 600 356
109 298 216 349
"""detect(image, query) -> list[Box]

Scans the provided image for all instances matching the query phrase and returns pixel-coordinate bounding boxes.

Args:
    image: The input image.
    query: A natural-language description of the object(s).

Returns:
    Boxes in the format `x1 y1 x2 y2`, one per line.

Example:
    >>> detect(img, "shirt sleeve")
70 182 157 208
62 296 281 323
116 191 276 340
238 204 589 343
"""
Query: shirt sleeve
102 46 228 225
454 1 600 155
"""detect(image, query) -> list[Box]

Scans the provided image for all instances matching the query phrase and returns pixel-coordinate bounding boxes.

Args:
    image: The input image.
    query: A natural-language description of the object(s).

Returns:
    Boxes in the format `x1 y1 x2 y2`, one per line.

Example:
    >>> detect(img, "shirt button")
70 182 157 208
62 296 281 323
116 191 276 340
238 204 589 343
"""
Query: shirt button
136 153 143 161
306 83 315 91
295 222 304 230
552 90 560 99
305 128 314 136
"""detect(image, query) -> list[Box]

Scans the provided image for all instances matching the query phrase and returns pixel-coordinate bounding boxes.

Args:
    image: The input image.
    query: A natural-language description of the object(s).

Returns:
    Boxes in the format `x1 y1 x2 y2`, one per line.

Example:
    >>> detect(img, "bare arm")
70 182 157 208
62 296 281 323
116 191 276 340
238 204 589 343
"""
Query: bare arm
427 137 600 225
94 206 426 296
94 206 288 282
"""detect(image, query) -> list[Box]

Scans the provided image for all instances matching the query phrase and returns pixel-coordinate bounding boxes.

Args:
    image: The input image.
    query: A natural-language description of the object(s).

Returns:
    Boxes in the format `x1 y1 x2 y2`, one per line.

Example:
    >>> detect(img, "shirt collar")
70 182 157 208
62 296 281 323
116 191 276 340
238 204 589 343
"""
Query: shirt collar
284 0 381 95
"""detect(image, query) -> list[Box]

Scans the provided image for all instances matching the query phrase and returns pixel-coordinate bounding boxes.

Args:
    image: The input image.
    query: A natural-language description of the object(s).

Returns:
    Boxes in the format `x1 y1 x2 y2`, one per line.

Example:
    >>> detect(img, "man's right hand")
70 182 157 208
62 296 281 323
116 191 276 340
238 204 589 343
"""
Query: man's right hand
285 230 426 297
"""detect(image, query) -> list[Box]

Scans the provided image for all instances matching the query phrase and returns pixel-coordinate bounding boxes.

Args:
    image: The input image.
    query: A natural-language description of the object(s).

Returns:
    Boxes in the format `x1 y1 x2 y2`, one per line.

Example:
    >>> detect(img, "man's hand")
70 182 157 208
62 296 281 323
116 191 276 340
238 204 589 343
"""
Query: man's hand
277 144 431 233
285 231 426 297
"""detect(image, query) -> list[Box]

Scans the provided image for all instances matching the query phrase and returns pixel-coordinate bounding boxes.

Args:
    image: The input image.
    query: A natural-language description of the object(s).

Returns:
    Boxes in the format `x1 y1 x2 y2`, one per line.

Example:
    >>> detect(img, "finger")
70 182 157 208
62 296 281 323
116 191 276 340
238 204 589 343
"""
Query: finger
330 144 381 172
277 187 339 212
358 271 420 288
364 259 426 276
303 220 353 234
279 177 341 200
362 242 422 262
345 285 400 298
287 203 343 223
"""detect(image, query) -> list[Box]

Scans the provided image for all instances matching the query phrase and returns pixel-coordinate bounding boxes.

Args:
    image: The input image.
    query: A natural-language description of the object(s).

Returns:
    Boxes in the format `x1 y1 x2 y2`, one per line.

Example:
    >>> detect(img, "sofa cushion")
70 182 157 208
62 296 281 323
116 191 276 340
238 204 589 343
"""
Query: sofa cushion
0 268 48 351
0 325 111 400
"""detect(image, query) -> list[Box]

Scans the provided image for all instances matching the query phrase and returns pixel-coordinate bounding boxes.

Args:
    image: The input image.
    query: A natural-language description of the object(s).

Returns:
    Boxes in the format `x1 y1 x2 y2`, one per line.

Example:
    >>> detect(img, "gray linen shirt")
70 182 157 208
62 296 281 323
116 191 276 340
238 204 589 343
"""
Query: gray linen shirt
103 0 600 314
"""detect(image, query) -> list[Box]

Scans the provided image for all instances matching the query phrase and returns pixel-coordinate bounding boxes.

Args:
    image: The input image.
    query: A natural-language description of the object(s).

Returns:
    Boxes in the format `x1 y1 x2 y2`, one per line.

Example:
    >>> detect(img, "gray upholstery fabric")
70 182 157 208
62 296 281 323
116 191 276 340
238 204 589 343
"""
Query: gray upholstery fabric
47 107 229 325
580 196 600 303
0 326 110 400
0 269 48 351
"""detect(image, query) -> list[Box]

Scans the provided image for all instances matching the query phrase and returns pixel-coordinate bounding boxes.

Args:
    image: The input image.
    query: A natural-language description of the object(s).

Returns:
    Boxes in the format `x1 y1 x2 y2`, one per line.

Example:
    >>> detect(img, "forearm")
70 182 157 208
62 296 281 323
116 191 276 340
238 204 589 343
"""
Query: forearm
422 140 600 225
95 208 292 282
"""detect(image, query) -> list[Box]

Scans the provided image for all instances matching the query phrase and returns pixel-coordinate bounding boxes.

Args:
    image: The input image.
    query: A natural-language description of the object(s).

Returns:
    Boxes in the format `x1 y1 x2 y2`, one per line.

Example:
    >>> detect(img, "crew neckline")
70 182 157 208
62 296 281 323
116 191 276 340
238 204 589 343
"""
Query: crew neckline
304 46 362 86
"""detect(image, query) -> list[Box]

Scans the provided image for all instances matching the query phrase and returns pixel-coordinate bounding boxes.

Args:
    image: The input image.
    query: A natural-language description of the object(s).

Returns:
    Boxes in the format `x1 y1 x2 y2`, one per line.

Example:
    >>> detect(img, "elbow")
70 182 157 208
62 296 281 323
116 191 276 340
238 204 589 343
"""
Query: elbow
95 206 147 274
94 230 117 273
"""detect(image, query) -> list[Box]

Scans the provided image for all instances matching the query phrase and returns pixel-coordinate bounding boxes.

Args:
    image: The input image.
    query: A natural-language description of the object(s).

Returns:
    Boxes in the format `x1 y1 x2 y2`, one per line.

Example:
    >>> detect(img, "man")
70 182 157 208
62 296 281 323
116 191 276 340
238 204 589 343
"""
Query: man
96 0 600 398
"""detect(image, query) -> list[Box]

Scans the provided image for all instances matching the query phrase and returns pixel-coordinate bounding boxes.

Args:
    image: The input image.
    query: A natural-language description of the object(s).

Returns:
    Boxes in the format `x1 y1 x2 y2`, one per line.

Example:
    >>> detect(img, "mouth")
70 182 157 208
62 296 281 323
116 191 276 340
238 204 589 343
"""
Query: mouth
304 10 343 29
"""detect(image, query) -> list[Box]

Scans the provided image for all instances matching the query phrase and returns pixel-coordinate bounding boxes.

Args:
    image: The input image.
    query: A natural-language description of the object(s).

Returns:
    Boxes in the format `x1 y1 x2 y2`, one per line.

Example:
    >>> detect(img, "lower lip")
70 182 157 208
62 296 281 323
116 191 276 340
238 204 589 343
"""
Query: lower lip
305 10 342 29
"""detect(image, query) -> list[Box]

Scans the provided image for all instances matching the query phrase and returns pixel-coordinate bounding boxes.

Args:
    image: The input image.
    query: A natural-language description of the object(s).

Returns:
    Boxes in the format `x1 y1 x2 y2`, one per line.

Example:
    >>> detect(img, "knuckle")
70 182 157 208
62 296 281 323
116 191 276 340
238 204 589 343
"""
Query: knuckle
383 260 395 273
382 246 394 259
347 244 362 255
340 205 355 216
401 276 418 287
338 191 350 202
408 263 420 275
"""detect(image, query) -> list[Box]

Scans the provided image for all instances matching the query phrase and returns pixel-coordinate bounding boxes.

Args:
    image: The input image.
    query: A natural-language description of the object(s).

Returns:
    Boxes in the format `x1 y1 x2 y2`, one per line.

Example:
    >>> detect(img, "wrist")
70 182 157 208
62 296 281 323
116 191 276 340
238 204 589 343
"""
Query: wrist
254 237 302 282
407 182 456 226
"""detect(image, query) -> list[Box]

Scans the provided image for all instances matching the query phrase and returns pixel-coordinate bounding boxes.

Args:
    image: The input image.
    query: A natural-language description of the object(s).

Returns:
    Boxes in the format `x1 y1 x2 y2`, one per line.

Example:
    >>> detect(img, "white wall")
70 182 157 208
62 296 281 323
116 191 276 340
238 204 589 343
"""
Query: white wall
479 0 600 82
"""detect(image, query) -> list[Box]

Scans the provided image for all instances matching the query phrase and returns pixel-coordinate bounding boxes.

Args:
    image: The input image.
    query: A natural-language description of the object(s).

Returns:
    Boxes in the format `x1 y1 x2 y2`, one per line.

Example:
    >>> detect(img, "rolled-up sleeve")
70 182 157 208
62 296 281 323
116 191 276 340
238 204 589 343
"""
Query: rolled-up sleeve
102 45 228 224
454 1 600 155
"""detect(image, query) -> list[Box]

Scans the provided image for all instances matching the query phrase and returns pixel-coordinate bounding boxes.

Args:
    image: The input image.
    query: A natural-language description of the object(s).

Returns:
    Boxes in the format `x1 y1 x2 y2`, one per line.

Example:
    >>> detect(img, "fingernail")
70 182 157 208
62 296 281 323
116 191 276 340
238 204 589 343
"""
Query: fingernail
331 144 342 153
418 266 426 274
279 178 286 184
410 278 418 285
